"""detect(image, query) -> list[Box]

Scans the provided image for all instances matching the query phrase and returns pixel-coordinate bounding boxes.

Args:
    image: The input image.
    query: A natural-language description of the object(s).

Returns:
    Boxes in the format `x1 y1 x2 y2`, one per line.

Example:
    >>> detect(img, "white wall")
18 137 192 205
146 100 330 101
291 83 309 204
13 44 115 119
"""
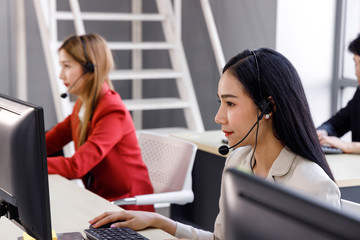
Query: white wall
276 0 335 127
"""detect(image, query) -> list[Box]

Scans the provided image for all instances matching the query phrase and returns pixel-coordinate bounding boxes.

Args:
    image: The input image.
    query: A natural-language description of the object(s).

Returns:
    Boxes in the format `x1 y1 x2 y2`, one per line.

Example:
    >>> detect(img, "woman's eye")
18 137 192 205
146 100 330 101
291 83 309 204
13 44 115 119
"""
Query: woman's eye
226 101 234 107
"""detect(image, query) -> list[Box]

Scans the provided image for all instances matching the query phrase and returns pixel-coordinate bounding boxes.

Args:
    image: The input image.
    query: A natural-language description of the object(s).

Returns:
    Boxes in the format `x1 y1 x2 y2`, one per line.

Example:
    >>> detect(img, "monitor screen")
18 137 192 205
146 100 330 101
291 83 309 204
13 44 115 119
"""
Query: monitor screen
223 167 360 240
0 93 52 240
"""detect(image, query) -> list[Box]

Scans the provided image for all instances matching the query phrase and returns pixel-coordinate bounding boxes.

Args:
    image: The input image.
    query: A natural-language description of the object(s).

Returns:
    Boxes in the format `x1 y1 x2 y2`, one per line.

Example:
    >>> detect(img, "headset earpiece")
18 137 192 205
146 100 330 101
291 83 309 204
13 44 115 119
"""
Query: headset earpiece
258 99 272 115
83 61 95 73
80 36 95 74
252 50 271 117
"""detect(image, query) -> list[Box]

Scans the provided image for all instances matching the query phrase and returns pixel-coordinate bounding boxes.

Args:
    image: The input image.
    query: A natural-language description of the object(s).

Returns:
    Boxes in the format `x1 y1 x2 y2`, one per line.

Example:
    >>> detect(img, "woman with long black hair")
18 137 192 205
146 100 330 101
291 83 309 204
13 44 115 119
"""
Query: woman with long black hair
89 48 340 240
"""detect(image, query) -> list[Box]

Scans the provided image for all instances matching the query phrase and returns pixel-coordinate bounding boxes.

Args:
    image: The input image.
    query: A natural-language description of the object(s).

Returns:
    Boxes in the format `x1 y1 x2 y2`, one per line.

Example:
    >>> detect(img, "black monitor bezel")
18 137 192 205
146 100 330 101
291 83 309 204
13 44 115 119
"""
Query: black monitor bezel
223 167 360 240
0 93 52 240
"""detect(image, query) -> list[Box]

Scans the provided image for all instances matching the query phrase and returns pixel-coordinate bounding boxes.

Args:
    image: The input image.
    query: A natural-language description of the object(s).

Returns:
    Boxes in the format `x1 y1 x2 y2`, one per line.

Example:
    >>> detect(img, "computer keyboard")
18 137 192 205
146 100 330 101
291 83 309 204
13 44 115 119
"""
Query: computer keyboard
321 145 343 154
84 227 149 240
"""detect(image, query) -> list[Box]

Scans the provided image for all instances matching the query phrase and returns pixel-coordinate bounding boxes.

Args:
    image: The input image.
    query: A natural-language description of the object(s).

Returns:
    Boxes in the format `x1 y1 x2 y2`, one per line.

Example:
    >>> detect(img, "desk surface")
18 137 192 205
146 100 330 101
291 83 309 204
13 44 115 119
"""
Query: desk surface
172 130 227 157
0 175 174 239
172 130 360 188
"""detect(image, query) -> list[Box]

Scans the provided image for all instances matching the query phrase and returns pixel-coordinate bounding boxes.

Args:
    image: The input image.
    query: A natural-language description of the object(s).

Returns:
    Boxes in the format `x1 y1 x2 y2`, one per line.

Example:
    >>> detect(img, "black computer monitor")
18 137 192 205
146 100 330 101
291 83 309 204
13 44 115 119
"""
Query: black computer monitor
223 167 360 240
0 93 52 240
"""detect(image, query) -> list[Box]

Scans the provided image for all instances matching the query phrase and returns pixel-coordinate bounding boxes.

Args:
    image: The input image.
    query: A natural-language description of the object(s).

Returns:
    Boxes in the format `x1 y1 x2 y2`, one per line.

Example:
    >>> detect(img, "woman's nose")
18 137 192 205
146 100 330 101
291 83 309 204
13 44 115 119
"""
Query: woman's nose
215 106 225 125
59 69 65 80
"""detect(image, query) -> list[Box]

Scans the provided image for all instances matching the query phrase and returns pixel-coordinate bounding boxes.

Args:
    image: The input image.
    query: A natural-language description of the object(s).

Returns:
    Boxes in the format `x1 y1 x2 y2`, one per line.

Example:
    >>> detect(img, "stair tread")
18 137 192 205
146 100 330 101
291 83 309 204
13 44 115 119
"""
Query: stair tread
56 11 166 21
123 98 191 111
107 42 176 50
56 41 175 50
110 69 183 80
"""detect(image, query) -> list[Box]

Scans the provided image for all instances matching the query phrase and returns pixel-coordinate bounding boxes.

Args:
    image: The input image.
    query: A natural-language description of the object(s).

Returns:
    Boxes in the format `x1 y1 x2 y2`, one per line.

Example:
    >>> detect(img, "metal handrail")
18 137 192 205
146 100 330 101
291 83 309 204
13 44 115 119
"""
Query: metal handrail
200 0 226 75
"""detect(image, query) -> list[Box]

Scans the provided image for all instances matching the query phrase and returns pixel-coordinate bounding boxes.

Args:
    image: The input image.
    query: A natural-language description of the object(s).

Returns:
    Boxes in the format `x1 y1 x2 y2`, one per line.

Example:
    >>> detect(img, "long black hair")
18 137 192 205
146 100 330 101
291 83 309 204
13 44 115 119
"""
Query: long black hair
223 48 335 181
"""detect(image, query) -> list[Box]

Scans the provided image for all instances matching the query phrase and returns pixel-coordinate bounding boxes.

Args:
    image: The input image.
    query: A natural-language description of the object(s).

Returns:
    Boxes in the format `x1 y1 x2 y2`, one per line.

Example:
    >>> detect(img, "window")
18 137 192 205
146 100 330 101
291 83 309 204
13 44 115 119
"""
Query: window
332 0 360 112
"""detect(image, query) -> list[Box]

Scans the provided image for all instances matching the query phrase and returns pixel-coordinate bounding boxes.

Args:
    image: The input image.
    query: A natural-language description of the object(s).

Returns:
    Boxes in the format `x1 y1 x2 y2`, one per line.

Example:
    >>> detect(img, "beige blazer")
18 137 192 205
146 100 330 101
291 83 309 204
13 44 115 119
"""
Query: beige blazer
175 146 341 240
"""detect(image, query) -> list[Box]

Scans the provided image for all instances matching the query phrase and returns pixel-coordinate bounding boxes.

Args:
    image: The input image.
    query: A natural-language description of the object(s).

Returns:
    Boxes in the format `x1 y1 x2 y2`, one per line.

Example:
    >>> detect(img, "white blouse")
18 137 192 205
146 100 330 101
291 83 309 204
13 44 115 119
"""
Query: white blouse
175 146 341 240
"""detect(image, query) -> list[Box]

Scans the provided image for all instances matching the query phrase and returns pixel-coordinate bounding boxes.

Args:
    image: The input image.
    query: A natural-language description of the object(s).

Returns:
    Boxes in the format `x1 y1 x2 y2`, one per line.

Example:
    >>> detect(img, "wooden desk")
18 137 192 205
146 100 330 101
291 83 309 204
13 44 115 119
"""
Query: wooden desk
0 175 174 239
171 130 360 231
326 154 360 188
172 130 227 157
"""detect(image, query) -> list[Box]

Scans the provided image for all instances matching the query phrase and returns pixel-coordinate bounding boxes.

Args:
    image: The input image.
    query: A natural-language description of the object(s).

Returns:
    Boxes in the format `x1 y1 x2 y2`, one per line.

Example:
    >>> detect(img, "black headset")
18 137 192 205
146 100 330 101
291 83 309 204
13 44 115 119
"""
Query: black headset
80 36 95 74
60 36 95 99
218 50 273 159
251 50 272 115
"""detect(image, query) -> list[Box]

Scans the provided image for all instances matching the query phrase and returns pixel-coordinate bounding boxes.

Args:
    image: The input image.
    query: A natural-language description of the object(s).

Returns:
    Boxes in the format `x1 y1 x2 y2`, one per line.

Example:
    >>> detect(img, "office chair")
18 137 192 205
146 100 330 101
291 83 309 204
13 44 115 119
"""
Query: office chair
112 131 197 210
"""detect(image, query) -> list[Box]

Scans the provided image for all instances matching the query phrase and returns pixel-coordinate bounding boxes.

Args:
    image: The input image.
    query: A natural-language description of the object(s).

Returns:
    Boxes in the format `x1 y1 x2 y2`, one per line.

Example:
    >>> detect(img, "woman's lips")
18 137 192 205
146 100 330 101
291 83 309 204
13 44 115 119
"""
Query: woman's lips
223 131 234 137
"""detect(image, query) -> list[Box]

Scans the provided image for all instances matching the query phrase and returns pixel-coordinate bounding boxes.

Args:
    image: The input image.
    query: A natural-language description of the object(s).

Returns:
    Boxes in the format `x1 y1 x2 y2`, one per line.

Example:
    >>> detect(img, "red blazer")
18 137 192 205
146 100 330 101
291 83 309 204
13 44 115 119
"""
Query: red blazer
46 84 154 211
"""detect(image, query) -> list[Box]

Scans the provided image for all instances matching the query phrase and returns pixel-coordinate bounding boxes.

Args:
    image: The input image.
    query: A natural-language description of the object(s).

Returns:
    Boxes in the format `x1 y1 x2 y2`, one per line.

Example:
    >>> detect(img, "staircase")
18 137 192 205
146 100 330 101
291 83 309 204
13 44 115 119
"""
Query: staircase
33 0 205 133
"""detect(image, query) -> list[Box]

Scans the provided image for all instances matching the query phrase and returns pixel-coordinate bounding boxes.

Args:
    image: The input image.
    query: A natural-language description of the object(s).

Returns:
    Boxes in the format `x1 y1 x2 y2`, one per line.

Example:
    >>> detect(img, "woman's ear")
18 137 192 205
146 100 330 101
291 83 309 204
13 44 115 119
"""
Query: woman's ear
268 96 276 112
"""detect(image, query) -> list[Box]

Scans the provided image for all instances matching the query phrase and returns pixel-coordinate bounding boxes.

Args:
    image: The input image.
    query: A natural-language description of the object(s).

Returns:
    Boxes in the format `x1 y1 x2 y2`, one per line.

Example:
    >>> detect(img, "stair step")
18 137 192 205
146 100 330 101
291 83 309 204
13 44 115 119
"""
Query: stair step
56 11 166 21
107 42 176 50
109 69 183 80
56 41 175 50
123 98 191 111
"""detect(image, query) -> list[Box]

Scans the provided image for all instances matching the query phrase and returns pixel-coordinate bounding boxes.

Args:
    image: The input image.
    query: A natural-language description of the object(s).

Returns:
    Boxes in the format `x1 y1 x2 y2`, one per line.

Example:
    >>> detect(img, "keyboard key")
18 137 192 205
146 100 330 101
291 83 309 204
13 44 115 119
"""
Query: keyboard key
84 227 149 240
321 145 343 154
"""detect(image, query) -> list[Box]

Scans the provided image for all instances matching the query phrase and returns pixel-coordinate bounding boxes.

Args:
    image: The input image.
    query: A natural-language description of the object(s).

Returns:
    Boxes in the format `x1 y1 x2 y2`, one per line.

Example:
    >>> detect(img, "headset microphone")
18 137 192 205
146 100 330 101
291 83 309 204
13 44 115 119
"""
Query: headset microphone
218 120 260 155
60 71 87 98
60 92 68 99
218 100 271 155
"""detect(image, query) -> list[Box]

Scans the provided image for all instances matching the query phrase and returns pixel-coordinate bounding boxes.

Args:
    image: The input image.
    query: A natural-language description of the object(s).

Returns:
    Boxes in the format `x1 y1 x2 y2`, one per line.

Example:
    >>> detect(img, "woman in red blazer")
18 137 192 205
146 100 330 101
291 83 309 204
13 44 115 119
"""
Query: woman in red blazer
46 33 154 212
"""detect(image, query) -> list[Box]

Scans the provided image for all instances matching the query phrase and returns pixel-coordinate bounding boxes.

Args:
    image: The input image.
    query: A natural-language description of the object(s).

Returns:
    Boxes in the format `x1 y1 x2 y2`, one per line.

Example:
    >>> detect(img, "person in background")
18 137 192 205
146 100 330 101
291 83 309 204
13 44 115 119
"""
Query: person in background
317 34 360 154
88 48 340 240
46 33 154 212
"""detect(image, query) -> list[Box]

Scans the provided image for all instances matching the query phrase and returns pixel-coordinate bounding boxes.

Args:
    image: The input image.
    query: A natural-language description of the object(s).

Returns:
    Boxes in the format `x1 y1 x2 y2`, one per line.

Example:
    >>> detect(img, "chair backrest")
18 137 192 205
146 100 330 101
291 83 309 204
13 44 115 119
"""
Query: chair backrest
138 131 197 194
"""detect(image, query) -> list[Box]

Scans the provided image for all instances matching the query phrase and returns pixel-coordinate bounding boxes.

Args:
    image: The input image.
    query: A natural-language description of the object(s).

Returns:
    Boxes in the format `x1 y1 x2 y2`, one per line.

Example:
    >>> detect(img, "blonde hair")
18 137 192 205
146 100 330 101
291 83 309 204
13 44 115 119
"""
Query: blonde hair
59 33 115 147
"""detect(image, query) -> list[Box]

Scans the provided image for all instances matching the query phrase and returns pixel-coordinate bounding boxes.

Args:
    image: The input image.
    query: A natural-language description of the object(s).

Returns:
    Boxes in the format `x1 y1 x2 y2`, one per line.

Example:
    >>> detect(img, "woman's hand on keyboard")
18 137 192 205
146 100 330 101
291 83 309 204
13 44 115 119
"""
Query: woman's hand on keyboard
89 210 177 236
318 135 359 154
